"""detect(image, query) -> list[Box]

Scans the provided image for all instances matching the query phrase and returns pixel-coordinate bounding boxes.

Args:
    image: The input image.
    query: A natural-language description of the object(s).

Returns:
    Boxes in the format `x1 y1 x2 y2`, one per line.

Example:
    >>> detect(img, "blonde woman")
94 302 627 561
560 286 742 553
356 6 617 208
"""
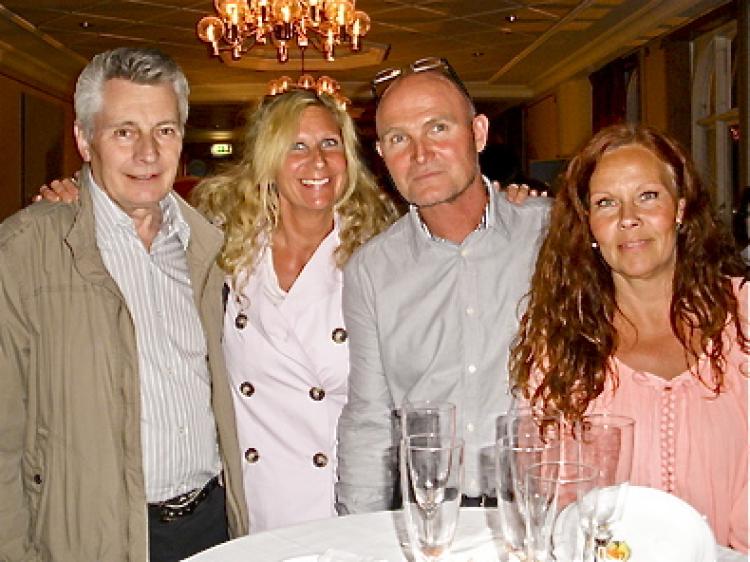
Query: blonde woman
192 89 397 531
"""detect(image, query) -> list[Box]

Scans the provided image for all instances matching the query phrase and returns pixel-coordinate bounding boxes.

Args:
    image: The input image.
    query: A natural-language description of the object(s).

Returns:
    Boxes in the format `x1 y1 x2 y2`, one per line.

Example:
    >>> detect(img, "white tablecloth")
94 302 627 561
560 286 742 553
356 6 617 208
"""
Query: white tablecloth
186 508 745 562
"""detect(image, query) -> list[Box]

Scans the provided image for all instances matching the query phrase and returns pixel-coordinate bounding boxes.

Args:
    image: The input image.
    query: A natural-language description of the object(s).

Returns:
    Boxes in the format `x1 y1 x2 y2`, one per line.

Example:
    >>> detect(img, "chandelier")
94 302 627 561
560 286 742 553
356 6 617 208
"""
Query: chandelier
266 74 350 108
196 0 371 63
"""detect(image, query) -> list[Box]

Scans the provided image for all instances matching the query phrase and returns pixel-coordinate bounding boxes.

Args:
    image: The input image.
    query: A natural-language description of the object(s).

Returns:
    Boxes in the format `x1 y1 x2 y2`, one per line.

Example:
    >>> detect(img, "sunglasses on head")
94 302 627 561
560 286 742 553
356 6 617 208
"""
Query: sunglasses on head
370 57 471 101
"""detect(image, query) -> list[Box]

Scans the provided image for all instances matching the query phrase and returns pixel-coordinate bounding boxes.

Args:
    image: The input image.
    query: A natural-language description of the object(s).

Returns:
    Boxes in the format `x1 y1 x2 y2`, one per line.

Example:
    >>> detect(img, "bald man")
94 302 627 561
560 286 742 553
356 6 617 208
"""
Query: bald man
336 59 550 513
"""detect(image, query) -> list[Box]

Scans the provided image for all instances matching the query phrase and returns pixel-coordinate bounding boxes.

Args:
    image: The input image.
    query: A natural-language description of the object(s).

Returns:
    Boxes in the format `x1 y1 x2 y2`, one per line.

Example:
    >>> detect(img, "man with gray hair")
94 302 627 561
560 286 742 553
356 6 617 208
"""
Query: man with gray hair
0 48 247 561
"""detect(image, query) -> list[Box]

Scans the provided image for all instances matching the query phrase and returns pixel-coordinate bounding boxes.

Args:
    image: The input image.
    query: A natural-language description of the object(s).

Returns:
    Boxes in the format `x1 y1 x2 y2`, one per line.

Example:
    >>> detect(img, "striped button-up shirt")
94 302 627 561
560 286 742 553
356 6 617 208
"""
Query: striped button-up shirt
90 172 220 502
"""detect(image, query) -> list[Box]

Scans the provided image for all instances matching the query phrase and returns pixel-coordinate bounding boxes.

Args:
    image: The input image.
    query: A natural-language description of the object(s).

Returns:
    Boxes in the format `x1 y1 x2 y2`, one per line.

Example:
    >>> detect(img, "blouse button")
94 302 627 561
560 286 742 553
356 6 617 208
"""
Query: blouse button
313 452 328 467
244 447 259 463
239 382 255 397
309 387 326 401
331 328 347 344
235 313 248 330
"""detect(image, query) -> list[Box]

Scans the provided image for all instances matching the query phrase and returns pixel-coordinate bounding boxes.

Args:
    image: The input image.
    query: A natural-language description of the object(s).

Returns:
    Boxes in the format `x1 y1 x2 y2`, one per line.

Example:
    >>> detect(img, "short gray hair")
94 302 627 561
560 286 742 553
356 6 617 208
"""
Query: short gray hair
74 47 189 140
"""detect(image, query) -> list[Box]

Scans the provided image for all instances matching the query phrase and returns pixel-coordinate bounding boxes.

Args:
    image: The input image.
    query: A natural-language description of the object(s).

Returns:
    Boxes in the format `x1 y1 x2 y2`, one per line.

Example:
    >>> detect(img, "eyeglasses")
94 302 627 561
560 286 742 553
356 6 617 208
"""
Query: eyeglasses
370 57 471 101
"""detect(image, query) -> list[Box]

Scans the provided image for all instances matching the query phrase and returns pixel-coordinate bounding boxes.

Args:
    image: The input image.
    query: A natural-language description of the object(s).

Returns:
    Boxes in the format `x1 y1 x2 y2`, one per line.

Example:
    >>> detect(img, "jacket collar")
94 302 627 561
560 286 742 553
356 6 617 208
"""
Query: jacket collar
64 166 122 294
64 165 223 298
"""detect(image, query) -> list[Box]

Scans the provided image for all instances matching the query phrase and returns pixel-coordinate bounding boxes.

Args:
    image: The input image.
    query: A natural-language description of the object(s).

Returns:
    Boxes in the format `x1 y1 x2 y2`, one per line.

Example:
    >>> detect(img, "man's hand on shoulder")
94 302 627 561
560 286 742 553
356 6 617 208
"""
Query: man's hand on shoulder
34 174 81 204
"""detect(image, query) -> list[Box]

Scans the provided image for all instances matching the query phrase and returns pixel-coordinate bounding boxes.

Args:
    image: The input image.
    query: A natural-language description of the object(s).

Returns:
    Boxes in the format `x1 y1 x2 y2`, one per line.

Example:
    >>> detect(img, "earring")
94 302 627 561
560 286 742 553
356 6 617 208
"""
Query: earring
591 241 598 249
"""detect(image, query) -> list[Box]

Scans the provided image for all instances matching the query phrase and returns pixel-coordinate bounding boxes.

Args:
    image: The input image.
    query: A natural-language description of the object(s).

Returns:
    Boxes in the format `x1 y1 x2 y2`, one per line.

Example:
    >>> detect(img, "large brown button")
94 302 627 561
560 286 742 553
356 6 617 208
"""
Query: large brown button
309 387 325 401
244 447 259 463
235 313 248 330
331 327 347 344
239 382 255 397
313 452 328 467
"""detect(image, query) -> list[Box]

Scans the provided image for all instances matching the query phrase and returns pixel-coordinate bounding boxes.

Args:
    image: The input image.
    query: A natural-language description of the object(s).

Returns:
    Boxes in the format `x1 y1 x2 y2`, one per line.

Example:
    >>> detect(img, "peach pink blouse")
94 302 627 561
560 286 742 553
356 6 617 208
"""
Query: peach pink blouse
587 279 748 552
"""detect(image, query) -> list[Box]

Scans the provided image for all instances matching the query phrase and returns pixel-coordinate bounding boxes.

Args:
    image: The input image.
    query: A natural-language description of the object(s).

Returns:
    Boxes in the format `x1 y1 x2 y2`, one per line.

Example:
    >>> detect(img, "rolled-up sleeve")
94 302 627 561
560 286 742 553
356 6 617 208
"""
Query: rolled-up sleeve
335 253 399 514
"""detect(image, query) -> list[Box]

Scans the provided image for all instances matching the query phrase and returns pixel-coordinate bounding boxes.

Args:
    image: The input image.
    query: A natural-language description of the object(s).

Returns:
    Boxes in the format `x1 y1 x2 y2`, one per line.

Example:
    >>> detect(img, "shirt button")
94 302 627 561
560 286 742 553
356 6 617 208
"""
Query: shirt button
331 327 348 344
467 364 477 374
309 387 326 401
460 249 470 257
313 452 328 467
239 382 255 397
244 448 259 463
466 423 475 433
466 307 475 316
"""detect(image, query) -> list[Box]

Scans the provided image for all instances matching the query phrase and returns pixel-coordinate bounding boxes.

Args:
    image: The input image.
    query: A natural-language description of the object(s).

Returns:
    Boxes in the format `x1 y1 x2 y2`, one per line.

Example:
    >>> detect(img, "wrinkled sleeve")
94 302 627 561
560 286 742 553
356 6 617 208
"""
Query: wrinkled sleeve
0 248 41 561
335 254 399 514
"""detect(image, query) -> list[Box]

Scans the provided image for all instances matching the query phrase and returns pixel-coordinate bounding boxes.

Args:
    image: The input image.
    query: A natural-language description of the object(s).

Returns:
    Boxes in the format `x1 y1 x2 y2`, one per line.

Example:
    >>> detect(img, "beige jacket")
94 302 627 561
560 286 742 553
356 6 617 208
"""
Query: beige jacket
0 176 248 561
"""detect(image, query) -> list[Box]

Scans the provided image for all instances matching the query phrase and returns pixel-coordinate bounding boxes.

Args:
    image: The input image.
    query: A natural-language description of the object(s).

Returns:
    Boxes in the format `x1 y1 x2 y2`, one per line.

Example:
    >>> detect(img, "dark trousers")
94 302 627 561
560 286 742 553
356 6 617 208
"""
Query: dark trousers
148 484 229 562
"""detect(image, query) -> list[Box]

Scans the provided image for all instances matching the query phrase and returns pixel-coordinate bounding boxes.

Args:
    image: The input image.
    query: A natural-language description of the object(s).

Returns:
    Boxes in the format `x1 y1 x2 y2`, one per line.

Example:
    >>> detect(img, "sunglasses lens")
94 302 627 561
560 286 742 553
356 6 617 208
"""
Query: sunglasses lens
371 67 402 98
411 57 444 73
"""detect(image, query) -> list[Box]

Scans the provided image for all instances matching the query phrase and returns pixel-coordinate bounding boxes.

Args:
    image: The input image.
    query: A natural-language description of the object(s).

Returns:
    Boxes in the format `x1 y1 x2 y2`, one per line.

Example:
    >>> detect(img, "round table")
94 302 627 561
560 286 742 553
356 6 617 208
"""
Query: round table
185 508 744 562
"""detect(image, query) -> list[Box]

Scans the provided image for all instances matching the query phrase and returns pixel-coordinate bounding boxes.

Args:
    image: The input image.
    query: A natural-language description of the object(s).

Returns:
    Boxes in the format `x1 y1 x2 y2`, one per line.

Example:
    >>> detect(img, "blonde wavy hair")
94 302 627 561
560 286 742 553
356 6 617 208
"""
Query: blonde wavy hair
192 89 398 292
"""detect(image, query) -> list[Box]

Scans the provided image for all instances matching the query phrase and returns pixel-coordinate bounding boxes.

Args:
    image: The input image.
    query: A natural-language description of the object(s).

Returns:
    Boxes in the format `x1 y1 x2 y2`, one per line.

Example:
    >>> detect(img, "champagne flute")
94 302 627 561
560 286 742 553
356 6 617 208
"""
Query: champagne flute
401 400 457 442
574 415 634 561
401 433 464 562
495 413 562 560
525 461 598 562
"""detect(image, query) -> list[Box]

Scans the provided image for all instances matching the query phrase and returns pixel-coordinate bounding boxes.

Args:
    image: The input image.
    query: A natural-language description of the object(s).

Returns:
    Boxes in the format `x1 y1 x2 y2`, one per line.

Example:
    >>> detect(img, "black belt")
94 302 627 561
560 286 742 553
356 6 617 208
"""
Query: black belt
148 476 220 523
460 494 497 508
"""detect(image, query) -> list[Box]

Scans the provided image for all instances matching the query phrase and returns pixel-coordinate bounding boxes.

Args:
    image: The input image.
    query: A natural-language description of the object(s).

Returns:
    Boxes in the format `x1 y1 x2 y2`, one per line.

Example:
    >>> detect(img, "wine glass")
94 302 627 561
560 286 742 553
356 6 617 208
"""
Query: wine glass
525 461 598 562
495 413 562 560
401 433 464 561
401 400 457 442
574 415 634 561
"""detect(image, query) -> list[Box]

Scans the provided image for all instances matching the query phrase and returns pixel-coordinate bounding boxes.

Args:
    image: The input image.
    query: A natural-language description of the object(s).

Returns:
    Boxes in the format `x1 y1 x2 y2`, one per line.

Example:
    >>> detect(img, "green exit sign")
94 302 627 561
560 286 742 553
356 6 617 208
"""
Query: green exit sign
210 143 233 157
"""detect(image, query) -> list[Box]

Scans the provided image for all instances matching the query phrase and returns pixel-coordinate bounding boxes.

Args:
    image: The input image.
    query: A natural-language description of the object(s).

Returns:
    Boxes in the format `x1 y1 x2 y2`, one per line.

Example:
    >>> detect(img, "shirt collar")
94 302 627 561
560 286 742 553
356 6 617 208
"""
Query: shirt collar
87 166 190 250
410 176 493 244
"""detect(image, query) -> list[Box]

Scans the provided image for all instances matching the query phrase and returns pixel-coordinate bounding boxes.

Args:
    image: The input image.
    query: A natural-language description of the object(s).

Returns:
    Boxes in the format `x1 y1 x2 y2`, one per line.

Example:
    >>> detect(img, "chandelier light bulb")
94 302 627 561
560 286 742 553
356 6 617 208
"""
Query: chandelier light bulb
297 74 315 89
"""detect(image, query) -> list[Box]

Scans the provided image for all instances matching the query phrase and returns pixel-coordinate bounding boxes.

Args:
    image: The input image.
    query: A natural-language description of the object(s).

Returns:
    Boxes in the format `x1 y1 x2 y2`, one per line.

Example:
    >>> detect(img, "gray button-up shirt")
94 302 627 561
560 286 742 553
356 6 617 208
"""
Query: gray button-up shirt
90 171 220 502
336 184 549 513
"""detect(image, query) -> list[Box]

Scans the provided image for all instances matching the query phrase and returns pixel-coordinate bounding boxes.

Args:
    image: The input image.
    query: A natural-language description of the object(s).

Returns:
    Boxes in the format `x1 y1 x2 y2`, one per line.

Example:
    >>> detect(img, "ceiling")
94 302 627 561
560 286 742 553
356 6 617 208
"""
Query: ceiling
0 0 729 136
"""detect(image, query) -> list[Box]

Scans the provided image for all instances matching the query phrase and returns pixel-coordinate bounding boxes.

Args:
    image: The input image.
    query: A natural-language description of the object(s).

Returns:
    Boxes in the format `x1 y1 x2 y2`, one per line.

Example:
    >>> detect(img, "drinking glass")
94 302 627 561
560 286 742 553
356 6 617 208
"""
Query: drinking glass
401 434 464 561
495 414 561 560
574 415 634 560
401 400 457 442
525 461 598 562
